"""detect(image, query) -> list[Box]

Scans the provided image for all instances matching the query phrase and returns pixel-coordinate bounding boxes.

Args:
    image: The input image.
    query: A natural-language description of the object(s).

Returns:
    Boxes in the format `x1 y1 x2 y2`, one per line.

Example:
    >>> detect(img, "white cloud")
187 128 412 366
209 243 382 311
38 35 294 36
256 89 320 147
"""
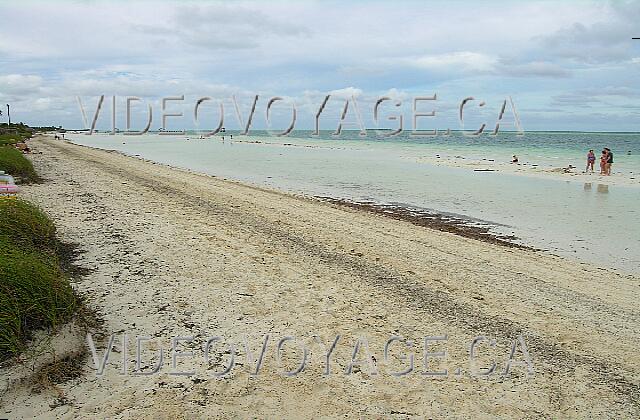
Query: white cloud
410 52 497 73
500 61 571 78
0 1 637 130
533 1 638 65
328 87 363 99
0 74 43 95
550 86 640 108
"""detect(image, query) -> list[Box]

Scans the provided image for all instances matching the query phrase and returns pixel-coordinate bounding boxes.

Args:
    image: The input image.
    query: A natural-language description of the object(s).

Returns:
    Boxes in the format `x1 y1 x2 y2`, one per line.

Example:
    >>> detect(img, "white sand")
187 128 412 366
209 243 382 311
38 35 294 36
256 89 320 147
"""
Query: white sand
1 136 639 418
412 155 640 187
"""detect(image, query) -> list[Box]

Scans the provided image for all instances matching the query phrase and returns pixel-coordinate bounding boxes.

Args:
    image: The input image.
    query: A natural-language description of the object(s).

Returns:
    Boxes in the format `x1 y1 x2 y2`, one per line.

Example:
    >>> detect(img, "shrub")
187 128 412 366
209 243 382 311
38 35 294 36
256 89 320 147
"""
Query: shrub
0 200 77 359
0 133 24 145
0 199 57 253
0 146 39 183
0 239 77 357
0 126 31 145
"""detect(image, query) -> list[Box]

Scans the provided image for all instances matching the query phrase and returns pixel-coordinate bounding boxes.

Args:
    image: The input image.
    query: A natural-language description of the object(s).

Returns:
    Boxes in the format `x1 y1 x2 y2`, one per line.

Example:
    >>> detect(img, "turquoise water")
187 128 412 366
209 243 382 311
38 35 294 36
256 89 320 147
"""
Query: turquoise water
66 131 640 273
272 130 640 175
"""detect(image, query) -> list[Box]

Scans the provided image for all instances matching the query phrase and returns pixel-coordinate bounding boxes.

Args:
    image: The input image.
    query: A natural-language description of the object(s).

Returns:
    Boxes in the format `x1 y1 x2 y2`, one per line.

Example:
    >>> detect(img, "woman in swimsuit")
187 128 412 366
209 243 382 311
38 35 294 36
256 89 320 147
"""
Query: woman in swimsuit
600 150 608 174
586 149 595 173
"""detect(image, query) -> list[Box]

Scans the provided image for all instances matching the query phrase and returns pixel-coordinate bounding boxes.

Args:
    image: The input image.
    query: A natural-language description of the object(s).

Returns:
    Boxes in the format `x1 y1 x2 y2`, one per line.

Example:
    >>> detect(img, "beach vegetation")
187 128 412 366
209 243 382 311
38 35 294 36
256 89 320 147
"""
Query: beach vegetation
0 199 78 360
0 123 33 145
0 146 39 183
0 133 25 146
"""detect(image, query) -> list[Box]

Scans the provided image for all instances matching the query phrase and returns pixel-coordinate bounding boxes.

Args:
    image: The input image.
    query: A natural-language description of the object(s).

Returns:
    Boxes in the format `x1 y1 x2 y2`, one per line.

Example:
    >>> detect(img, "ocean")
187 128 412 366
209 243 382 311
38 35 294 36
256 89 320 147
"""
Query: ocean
66 130 640 273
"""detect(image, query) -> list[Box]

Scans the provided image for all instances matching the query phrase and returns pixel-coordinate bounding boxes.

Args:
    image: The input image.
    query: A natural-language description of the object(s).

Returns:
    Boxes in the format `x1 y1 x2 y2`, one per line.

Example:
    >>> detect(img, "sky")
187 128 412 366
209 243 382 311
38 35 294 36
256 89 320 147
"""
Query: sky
1 0 640 132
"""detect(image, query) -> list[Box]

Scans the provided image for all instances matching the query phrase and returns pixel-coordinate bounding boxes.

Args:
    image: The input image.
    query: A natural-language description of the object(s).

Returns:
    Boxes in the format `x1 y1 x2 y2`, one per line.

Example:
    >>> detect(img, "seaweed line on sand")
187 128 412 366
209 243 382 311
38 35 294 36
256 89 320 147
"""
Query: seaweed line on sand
316 197 535 250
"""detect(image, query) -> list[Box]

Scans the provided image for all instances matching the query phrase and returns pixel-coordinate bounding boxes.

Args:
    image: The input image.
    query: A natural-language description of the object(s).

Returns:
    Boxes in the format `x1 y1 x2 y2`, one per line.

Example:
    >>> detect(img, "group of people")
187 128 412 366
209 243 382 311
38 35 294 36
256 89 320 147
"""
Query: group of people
586 148 613 175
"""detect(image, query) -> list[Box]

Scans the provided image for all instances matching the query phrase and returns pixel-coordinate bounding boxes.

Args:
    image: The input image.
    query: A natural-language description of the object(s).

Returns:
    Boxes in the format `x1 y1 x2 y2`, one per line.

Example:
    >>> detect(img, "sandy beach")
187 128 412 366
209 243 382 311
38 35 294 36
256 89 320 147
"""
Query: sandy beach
65 131 640 274
225 136 640 187
411 153 640 187
1 135 639 418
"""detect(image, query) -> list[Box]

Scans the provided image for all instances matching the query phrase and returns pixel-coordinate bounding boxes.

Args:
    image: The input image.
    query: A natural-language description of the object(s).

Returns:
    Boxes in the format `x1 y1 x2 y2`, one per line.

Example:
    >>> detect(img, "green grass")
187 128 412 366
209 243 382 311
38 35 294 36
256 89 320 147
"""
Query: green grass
0 133 25 146
0 123 81 360
0 124 32 145
0 146 39 183
0 199 77 360
0 198 57 251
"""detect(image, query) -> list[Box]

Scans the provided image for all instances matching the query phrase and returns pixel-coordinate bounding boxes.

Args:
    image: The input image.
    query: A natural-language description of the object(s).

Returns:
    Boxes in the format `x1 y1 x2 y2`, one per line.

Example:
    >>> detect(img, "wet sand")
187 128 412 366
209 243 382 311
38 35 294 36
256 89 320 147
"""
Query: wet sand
1 135 639 418
412 153 640 187
315 197 531 249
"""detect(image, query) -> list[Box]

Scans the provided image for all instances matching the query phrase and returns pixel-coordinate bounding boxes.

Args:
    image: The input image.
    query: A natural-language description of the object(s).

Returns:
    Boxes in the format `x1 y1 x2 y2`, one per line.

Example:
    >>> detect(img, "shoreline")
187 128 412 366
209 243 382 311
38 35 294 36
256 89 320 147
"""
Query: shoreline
66 133 640 187
64 137 533 251
62 134 638 273
226 136 640 187
412 154 639 187
315 197 532 250
2 135 639 417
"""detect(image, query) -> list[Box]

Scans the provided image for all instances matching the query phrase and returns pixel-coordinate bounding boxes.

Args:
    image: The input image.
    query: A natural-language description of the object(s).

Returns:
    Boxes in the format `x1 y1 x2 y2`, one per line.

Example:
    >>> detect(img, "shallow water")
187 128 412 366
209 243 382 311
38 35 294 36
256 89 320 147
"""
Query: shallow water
66 131 640 273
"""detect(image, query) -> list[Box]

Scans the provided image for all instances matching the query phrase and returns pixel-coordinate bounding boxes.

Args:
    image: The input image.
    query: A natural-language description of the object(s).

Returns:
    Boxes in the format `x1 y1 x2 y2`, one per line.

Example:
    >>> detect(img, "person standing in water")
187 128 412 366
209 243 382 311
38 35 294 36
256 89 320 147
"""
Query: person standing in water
600 149 608 174
605 148 613 175
586 149 595 173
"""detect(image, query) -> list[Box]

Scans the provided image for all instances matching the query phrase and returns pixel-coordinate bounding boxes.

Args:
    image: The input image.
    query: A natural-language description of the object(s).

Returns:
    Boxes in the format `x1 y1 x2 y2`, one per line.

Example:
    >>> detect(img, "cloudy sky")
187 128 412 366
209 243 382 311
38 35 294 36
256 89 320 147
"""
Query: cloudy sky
1 0 639 132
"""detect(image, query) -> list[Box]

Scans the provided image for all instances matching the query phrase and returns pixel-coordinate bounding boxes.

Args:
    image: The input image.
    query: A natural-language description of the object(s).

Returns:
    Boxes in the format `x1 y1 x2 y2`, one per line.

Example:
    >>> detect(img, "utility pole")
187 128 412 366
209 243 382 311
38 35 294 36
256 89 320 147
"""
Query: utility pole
6 104 10 126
